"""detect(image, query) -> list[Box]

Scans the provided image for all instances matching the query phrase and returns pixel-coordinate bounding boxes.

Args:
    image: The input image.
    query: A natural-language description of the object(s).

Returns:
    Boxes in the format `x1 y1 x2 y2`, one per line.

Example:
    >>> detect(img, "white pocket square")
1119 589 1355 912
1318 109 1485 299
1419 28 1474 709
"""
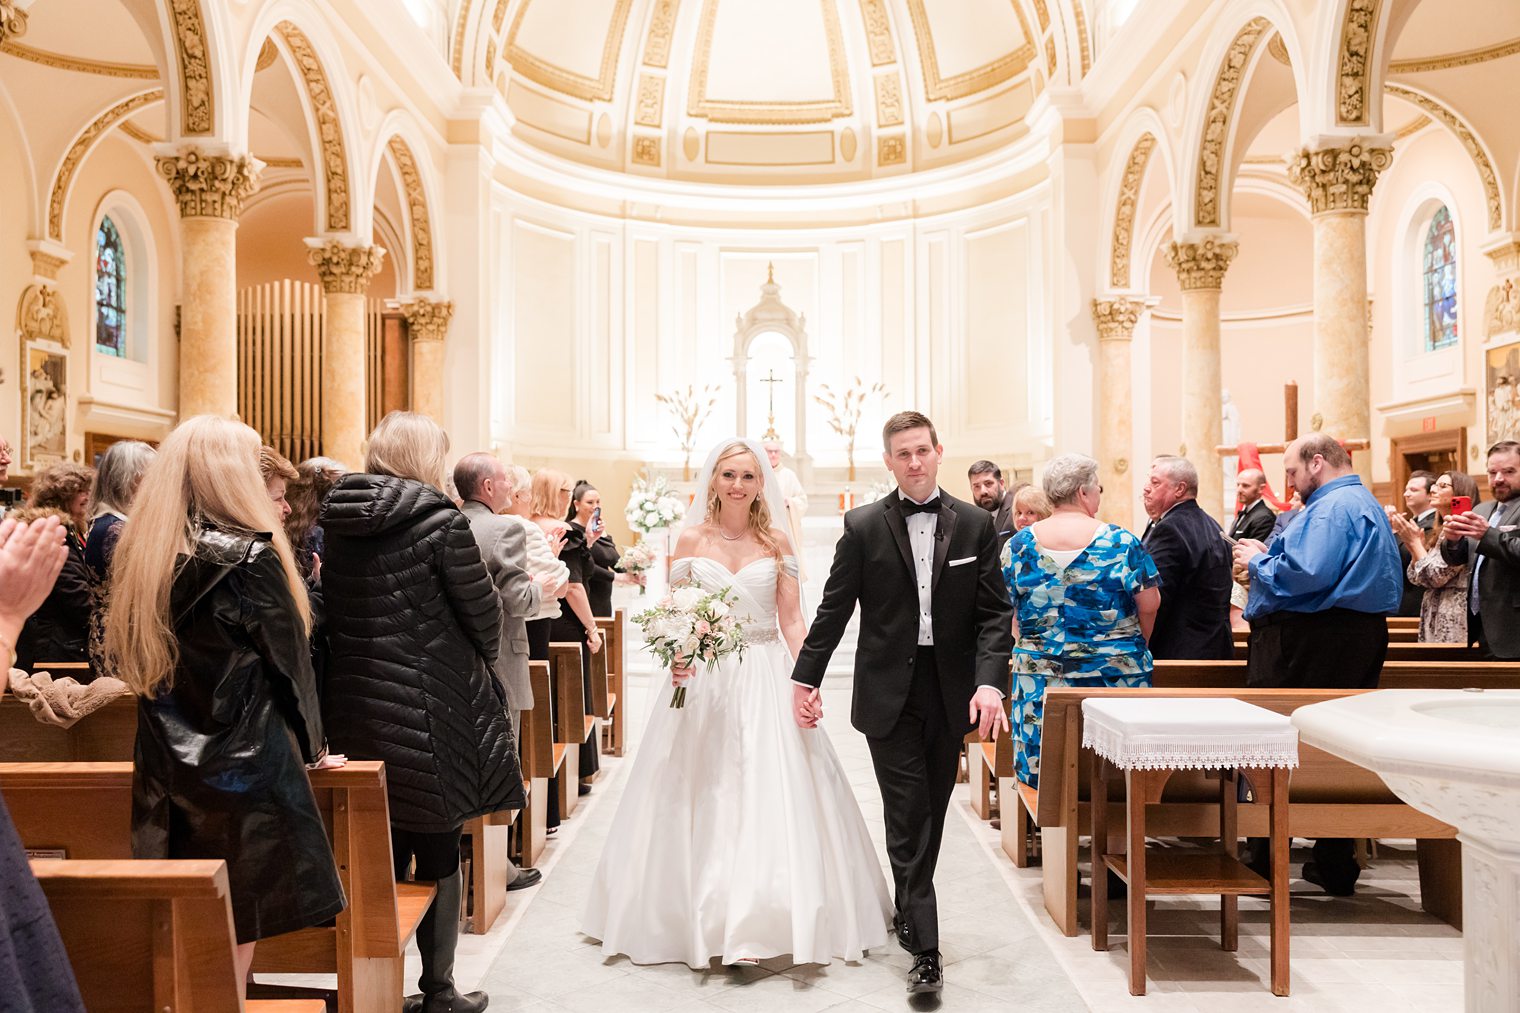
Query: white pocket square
947 556 976 567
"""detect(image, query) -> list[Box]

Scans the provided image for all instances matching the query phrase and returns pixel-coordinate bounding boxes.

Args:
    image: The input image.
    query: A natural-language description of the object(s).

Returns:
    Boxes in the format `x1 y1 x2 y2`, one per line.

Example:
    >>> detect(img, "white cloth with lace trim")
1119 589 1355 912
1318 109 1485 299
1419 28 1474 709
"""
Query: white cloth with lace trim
1081 697 1299 771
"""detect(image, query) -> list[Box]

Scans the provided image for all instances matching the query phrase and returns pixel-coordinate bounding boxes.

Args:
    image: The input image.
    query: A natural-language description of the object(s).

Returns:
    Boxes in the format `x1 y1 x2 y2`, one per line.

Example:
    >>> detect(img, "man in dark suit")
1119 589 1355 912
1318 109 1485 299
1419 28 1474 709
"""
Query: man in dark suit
967 459 1015 551
1228 469 1276 543
1441 442 1520 658
795 412 1013 996
1397 471 1439 616
1141 456 1233 659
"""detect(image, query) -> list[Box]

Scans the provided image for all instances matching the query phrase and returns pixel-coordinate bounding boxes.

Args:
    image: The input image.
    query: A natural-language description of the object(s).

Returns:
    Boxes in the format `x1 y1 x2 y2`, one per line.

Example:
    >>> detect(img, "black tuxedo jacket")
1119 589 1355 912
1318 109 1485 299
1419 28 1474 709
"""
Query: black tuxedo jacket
1440 498 1520 658
793 490 1014 738
1228 499 1276 544
991 491 1015 553
1144 499 1233 660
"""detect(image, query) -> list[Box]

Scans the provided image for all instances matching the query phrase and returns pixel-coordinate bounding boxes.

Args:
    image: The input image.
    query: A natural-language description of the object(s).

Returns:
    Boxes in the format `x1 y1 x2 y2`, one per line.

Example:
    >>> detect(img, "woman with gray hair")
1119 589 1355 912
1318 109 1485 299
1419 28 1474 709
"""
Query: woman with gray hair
1000 452 1160 789
85 440 156 582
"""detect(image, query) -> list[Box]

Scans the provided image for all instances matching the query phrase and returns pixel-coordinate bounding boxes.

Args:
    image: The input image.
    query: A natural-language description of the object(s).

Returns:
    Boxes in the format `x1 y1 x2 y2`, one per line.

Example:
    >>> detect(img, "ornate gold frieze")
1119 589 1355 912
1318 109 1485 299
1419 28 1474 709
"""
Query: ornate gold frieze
1092 297 1144 340
507 0 632 101
877 135 905 167
1390 37 1520 74
49 89 165 241
17 285 67 347
308 241 384 295
387 137 435 292
256 39 278 72
276 21 351 232
689 0 851 123
1267 33 1290 66
633 136 662 166
485 39 497 77
30 250 68 281
1194 17 1270 229
1165 237 1238 291
402 299 453 343
874 74 903 127
1337 0 1380 125
166 0 214 134
1286 142 1392 215
905 0 1036 101
492 0 509 32
156 145 262 221
0 41 158 78
1032 0 1050 32
644 0 679 68
636 74 665 127
1071 0 1091 76
1110 133 1156 289
1384 84 1501 231
450 0 473 77
1045 36 1056 77
0 1 27 45
859 0 895 66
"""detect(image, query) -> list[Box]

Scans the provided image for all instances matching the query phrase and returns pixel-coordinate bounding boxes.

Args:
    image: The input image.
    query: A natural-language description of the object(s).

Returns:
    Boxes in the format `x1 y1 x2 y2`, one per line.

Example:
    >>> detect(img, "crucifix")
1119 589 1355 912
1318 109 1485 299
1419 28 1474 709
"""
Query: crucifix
760 369 783 442
1215 381 1370 510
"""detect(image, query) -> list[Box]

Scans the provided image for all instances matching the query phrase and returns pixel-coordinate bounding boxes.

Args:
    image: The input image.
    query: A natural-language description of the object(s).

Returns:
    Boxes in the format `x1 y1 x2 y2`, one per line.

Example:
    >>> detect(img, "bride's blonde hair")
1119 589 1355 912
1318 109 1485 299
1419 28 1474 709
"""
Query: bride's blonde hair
705 441 784 569
103 416 311 698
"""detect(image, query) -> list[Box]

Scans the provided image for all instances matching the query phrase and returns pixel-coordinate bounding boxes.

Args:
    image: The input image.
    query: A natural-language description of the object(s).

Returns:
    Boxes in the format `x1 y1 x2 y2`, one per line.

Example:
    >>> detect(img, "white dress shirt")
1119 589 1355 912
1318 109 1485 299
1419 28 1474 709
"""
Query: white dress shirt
901 489 939 646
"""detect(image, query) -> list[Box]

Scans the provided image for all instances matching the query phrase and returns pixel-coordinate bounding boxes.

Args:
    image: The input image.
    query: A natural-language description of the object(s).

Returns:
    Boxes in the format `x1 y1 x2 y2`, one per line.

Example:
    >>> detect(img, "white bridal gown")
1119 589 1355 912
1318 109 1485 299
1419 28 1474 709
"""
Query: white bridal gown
581 555 893 968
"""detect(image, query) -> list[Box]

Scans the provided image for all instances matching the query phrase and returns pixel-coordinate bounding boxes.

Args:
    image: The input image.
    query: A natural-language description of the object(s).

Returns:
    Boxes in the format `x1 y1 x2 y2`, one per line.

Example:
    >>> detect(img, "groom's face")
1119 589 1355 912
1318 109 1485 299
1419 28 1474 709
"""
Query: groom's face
884 427 942 501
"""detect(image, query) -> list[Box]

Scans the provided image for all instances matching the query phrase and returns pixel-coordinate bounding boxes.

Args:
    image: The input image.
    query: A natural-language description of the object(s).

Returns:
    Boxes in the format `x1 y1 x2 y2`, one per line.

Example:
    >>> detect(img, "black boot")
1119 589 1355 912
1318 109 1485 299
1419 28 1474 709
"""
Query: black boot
403 871 488 1013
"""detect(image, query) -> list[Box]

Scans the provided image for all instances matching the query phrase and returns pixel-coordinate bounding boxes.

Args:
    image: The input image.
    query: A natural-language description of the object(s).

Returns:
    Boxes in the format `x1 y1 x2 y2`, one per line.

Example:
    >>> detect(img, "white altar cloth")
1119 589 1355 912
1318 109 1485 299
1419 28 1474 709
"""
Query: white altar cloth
1081 697 1299 771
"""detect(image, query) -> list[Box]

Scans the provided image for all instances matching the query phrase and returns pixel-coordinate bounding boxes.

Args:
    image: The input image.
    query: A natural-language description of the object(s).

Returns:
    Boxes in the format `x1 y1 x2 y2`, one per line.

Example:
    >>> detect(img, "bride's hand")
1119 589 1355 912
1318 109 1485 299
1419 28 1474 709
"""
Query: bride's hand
671 656 695 686
792 684 821 729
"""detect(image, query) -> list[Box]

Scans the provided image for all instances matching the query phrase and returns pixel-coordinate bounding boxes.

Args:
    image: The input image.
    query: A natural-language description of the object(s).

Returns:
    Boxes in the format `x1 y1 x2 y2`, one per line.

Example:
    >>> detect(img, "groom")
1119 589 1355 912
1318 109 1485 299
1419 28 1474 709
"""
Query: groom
791 410 1013 995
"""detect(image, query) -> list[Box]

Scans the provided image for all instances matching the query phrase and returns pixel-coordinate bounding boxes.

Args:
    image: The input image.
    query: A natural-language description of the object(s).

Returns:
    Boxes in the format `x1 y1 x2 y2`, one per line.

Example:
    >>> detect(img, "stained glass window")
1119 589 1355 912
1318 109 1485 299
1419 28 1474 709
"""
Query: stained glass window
1422 205 1458 352
95 216 126 357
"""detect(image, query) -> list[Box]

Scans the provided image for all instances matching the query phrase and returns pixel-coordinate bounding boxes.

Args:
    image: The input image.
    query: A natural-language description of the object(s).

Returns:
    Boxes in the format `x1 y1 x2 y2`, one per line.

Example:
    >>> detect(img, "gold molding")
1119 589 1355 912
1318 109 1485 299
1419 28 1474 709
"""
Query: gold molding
1267 33 1290 66
0 2 27 45
402 298 453 343
276 21 350 233
118 121 159 145
1286 142 1391 215
688 0 851 123
1389 37 1520 74
635 74 665 127
1385 84 1502 231
1032 0 1050 32
1336 0 1381 125
451 0 473 76
1110 132 1156 289
905 0 1036 102
859 0 895 67
874 73 903 127
119 117 303 168
632 135 662 166
1194 17 1270 229
256 38 278 72
166 0 214 134
0 41 158 79
492 0 509 33
1166 236 1238 291
48 89 165 241
878 134 905 167
506 0 633 102
156 146 262 221
1044 35 1056 77
1092 297 1144 341
387 136 436 291
308 241 384 295
643 0 679 68
1071 0 1091 76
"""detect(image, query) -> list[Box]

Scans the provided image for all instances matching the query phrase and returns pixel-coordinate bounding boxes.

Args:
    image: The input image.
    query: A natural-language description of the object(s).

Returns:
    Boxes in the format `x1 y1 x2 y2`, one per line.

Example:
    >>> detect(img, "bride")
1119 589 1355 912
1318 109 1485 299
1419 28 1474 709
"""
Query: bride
580 438 892 968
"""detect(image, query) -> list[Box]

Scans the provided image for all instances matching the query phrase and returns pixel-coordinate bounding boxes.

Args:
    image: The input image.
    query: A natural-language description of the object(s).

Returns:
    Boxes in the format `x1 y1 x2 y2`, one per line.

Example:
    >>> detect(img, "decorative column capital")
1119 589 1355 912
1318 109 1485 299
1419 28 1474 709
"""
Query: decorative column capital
402 298 454 343
308 240 385 295
1166 237 1238 291
1286 141 1392 215
0 1 28 45
156 146 263 220
1091 297 1146 341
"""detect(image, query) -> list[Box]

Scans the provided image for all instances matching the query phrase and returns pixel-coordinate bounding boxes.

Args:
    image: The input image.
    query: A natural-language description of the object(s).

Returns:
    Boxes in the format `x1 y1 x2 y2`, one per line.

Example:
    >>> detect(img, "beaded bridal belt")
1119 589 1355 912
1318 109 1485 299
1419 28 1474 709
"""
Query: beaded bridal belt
744 623 780 645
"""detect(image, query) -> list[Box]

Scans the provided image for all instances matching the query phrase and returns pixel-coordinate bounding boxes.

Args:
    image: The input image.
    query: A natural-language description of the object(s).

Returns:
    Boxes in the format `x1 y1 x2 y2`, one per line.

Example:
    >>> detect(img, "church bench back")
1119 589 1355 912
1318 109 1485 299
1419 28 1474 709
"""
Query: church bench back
1231 640 1479 661
1154 658 1520 689
0 693 136 761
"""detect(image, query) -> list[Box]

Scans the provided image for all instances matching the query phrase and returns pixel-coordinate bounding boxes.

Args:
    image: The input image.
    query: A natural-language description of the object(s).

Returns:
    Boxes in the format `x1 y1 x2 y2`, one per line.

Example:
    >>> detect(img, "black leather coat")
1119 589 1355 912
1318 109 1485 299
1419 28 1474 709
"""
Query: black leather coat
318 474 523 833
131 527 346 944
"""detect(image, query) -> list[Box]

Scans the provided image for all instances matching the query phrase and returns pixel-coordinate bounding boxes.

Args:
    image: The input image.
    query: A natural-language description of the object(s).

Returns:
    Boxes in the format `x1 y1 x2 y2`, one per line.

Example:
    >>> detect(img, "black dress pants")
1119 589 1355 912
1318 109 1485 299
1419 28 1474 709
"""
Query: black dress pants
525 618 559 830
865 646 963 955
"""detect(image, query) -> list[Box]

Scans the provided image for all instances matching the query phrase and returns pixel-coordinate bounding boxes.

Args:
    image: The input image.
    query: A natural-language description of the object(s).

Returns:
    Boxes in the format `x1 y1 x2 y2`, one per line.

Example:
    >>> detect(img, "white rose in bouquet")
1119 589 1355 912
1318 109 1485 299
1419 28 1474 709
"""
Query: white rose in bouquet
707 598 731 620
671 586 704 611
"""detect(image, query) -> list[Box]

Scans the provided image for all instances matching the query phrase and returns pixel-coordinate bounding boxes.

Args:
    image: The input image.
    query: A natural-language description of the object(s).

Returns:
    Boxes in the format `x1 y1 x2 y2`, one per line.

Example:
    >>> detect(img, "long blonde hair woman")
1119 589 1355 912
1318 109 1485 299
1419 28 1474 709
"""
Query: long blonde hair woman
102 416 342 995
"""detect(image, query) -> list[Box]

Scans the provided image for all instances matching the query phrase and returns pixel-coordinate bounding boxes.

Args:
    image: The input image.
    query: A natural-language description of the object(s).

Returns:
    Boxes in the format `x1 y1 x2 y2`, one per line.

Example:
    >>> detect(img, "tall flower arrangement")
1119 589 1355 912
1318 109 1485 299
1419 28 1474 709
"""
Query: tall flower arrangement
655 384 720 480
625 470 687 535
814 377 887 481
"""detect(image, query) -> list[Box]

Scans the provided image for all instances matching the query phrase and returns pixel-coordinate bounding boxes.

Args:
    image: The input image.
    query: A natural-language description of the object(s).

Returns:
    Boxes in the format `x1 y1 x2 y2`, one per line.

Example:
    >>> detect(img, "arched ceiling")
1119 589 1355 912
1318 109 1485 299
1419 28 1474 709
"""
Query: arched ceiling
469 0 1078 184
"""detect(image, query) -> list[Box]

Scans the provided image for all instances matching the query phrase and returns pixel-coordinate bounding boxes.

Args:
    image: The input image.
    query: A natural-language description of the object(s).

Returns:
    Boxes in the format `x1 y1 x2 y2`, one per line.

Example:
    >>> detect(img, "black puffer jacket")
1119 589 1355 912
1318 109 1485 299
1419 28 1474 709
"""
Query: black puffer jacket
319 474 523 833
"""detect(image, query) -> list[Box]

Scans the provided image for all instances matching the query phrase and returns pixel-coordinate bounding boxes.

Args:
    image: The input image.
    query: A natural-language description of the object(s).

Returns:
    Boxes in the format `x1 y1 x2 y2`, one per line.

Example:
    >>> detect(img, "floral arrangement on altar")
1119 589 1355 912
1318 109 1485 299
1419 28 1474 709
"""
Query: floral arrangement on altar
861 480 895 504
625 471 687 535
632 584 748 708
814 377 888 481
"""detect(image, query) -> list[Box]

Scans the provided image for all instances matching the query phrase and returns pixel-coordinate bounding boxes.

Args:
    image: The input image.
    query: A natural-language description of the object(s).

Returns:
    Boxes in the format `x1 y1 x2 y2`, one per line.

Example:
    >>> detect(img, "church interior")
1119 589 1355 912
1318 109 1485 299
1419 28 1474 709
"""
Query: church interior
2 0 1519 1010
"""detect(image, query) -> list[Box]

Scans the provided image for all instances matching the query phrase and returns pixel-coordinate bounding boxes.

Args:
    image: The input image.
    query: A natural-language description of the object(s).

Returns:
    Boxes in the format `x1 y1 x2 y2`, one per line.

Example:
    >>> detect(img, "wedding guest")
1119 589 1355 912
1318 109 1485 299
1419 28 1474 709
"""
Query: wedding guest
84 440 156 581
968 460 1014 550
320 411 520 1012
1440 441 1520 659
285 457 346 585
0 512 85 1013
1392 471 1479 643
1002 453 1159 788
102 417 345 996
13 462 94 672
1140 456 1232 660
1396 470 1440 617
1011 483 1052 531
568 480 620 618
258 447 298 524
1228 469 1276 543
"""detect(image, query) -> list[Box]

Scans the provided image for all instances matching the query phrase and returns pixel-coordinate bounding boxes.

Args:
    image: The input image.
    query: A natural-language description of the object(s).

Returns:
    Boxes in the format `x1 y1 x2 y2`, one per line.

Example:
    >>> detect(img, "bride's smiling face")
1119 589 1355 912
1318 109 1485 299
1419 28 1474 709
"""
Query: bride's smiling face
712 450 762 514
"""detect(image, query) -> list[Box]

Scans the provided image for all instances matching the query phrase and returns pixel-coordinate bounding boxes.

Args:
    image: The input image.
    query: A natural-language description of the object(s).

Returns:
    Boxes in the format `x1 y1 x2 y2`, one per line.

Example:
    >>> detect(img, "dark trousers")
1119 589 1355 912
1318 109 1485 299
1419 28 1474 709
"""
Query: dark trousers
866 646 962 954
525 619 559 829
391 826 462 881
1245 607 1387 891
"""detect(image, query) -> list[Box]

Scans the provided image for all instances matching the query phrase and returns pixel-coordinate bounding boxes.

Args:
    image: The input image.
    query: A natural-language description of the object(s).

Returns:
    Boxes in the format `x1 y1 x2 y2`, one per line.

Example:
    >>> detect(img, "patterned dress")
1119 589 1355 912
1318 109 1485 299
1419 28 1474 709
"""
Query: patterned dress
1001 523 1159 788
1407 550 1469 643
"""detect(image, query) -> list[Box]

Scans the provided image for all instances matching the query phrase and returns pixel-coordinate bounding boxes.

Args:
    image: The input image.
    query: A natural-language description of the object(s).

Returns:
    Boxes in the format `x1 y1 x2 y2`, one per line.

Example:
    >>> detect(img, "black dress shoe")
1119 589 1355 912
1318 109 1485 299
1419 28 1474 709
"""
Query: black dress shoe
577 783 592 797
507 867 543 891
907 951 943 994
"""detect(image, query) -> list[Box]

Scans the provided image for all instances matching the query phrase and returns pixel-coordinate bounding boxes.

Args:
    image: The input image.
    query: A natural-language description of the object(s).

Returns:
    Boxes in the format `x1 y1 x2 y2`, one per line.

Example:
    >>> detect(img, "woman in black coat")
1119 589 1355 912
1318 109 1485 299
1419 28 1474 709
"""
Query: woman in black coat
318 411 520 1013
13 461 94 672
101 417 345 994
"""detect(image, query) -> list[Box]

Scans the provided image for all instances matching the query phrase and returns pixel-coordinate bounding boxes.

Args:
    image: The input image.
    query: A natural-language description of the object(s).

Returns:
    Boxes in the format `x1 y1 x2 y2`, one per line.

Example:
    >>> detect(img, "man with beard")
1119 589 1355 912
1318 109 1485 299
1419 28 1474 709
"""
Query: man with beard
967 460 1014 552
1441 441 1520 658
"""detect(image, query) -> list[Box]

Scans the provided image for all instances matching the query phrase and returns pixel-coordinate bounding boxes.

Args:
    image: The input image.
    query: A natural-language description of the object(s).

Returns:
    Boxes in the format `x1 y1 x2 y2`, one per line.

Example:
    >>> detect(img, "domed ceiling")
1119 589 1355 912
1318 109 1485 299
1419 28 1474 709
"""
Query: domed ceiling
462 0 1083 184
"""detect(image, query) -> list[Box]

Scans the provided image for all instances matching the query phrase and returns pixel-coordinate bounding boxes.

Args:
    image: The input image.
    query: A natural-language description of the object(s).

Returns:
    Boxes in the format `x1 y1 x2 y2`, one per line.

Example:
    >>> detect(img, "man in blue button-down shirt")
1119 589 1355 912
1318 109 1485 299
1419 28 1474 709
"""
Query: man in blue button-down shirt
1231 432 1401 897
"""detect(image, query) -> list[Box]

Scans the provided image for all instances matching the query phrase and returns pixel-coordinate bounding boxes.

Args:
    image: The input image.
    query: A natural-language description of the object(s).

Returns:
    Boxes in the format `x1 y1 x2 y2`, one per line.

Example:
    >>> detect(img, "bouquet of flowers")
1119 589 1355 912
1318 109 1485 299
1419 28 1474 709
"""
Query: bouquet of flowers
625 472 687 535
632 584 748 708
616 541 657 594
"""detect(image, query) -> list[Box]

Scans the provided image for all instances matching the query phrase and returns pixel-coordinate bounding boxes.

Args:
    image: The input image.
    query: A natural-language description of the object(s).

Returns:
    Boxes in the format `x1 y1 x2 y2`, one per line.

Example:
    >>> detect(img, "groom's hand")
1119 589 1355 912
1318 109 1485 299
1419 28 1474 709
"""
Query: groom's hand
792 684 822 729
970 686 1010 741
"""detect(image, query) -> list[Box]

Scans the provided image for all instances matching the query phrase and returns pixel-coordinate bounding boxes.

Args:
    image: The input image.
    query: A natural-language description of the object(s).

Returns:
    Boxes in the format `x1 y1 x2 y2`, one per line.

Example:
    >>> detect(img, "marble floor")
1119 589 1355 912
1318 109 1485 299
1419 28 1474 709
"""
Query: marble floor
440 658 1467 1013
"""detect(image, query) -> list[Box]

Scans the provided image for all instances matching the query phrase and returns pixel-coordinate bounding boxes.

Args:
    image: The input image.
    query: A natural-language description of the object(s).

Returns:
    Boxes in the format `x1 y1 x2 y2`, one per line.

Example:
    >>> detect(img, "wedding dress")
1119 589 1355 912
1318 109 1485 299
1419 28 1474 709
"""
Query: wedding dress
580 553 893 967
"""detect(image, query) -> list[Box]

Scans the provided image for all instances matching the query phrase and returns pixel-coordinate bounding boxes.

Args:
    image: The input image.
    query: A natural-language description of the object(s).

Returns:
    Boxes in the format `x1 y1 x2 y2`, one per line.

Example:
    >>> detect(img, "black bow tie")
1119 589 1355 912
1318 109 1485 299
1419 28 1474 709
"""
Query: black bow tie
900 496 941 517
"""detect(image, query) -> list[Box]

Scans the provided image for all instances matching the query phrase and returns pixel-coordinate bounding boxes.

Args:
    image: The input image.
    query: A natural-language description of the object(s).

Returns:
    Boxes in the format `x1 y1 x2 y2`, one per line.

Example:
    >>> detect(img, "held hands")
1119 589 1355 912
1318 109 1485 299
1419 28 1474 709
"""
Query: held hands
969 686 1010 741
1232 537 1268 569
792 684 822 729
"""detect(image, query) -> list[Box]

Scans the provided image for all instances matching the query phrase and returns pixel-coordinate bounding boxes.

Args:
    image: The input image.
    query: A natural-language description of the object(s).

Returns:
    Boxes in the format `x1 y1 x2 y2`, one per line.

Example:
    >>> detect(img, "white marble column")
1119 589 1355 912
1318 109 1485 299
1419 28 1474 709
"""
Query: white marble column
1165 236 1238 522
157 147 262 418
1091 297 1147 531
308 240 384 467
1288 142 1391 466
401 298 454 423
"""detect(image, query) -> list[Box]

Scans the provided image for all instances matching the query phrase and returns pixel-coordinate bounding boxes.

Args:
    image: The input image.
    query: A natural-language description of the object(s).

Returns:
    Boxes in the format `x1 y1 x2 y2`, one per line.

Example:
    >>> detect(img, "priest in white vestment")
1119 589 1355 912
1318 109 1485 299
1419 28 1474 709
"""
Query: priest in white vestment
764 439 808 579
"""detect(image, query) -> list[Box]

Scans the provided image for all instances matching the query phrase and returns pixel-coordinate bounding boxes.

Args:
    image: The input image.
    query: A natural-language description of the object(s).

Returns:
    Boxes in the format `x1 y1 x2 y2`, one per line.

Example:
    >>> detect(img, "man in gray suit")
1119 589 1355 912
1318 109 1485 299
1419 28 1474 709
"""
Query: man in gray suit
1441 441 1520 659
455 452 564 889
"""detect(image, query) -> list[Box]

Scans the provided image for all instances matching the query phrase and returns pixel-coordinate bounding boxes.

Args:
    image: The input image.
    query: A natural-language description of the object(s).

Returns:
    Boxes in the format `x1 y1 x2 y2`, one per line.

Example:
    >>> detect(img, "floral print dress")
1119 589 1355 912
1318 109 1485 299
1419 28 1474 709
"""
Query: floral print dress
1407 551 1468 643
1001 523 1159 788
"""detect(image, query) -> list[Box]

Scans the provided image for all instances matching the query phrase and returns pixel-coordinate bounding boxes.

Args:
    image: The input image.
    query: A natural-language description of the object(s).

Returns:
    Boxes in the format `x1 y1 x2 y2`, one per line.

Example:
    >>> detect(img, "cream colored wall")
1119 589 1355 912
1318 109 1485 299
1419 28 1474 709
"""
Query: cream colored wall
0 98 35 467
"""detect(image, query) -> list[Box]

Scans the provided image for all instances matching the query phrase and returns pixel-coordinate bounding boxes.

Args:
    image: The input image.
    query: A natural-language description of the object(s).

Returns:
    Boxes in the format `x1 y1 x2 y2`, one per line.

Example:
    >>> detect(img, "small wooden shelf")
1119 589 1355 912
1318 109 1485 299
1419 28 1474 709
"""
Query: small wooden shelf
1104 851 1270 896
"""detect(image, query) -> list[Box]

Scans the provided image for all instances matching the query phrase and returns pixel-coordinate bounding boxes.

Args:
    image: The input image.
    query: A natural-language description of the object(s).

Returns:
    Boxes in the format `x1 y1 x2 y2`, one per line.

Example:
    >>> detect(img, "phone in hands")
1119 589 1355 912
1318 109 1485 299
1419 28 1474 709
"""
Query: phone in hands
591 505 603 532
1451 495 1473 516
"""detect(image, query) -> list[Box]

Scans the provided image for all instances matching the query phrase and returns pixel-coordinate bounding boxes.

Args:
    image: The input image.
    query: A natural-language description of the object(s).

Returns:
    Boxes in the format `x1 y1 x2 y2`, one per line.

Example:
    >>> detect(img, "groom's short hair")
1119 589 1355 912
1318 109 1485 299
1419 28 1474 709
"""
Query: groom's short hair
882 411 938 451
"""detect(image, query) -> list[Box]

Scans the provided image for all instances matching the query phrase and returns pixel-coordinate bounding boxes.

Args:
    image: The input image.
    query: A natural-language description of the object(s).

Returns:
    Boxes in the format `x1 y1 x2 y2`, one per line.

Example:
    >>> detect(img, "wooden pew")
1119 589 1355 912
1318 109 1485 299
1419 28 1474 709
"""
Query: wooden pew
516 660 557 869
1153 658 1520 689
0 761 432 1013
1232 639 1480 661
0 692 136 761
595 609 626 756
33 858 323 1013
970 724 1015 822
549 641 590 818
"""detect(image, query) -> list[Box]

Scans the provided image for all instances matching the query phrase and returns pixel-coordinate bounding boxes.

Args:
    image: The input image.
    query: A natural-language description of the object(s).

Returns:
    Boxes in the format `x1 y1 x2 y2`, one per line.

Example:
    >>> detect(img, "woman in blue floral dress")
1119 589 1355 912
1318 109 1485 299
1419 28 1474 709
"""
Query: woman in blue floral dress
1001 454 1160 788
